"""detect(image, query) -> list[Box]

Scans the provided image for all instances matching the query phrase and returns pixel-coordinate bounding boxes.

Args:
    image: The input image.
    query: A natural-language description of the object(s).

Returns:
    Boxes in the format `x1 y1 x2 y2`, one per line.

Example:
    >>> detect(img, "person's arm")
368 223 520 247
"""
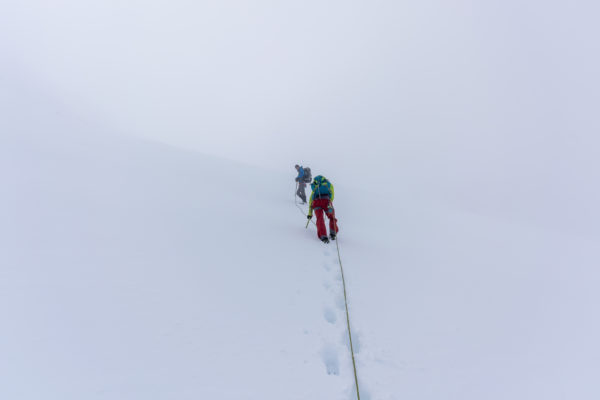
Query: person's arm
308 190 315 217
295 167 304 182
330 183 335 202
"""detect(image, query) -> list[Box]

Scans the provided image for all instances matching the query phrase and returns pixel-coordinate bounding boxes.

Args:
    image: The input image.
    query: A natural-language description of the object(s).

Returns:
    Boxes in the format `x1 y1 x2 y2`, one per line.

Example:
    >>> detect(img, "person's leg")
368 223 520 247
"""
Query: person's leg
315 207 327 238
299 182 307 202
325 205 339 234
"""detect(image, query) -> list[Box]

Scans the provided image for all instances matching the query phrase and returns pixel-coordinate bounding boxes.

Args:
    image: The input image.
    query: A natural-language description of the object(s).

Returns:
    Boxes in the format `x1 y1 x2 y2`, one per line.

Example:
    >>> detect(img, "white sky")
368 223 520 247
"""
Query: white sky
2 0 599 234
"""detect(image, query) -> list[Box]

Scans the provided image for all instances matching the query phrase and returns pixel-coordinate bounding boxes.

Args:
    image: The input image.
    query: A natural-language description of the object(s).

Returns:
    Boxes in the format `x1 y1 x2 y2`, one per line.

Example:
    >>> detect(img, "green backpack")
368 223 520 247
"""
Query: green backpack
311 175 332 198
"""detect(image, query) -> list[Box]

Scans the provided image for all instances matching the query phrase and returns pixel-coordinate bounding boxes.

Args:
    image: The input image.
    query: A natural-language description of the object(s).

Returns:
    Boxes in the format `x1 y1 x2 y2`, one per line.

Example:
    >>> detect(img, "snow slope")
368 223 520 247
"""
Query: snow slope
3 70 600 400
2 74 374 398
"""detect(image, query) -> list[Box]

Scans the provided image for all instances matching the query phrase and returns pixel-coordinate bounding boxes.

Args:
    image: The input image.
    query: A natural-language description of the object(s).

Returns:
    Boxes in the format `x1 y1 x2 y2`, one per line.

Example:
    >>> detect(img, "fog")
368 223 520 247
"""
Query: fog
2 0 599 235
2 3 600 398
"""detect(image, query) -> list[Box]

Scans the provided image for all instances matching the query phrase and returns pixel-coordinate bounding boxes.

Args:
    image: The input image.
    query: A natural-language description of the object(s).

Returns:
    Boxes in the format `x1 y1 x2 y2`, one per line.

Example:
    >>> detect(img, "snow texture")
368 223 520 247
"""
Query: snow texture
2 1 600 399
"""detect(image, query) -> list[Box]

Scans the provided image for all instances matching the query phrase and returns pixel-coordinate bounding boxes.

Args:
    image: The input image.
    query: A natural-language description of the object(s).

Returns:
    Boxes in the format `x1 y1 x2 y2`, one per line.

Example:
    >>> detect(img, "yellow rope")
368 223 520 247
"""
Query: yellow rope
335 236 361 400
295 182 316 227
295 188 360 398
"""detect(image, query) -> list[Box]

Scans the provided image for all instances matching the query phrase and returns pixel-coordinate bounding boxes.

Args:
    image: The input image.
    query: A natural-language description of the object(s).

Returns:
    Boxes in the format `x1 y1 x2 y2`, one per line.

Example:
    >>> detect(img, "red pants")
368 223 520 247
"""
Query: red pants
312 198 339 238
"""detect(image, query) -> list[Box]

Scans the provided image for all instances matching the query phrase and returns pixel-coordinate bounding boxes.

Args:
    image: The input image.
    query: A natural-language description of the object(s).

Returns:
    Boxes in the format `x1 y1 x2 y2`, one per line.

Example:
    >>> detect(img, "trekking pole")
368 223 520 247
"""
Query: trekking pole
305 218 311 229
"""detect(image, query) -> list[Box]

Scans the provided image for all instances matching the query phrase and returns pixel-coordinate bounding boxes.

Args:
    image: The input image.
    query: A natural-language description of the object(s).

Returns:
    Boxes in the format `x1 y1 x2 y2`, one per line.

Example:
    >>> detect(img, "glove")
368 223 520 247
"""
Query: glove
307 215 312 220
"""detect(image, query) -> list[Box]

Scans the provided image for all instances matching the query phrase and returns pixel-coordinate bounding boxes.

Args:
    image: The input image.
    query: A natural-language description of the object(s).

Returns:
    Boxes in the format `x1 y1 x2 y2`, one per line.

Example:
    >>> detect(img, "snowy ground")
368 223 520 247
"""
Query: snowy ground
2 85 600 399
2 2 600 396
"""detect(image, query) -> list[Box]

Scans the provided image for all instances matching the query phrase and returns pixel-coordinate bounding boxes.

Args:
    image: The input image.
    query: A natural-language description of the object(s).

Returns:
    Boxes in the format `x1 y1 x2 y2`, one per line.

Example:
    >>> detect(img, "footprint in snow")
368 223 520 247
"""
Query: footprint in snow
341 328 361 354
323 307 337 324
320 344 340 376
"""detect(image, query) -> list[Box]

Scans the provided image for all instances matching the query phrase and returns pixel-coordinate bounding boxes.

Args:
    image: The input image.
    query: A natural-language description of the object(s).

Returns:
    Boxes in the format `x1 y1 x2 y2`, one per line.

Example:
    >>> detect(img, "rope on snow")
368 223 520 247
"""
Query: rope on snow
295 182 360 399
335 233 361 400
295 182 316 228
327 202 360 400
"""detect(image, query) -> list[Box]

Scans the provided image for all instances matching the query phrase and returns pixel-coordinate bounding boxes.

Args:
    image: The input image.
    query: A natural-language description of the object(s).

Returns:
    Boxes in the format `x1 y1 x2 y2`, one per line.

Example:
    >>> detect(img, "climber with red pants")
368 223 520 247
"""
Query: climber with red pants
307 175 339 243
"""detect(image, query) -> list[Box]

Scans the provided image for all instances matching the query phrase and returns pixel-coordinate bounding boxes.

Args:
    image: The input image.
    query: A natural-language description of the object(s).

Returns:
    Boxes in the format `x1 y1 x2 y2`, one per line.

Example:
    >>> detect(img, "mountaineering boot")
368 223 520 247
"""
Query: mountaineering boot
320 236 330 244
330 232 336 240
